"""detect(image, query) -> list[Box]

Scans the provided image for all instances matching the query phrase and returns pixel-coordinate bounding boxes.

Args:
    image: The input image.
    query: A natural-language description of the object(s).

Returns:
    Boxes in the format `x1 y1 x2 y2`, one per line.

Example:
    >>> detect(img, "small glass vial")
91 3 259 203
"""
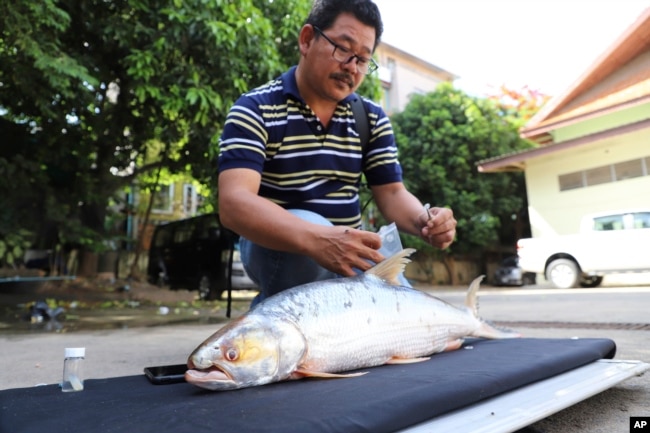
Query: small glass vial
62 347 85 392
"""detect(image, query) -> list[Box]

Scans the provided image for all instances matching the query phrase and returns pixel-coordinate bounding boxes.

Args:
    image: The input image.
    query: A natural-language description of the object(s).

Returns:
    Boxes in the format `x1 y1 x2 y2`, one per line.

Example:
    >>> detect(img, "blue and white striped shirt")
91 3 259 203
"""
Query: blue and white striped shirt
218 66 403 228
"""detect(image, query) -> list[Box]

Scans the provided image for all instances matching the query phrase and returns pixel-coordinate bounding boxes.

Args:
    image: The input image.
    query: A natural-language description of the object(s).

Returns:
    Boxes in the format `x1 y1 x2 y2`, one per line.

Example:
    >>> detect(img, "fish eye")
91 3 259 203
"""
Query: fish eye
225 347 238 361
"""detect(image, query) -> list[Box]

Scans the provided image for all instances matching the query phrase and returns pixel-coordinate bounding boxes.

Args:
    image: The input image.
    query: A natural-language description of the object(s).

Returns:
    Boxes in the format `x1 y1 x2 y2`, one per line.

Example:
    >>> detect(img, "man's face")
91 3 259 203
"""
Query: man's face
299 13 376 103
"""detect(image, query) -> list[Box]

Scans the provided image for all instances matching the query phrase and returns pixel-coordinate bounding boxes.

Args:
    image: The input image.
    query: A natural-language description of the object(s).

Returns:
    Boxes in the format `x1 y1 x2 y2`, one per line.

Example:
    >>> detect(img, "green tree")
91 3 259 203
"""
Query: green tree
390 83 535 284
0 0 311 274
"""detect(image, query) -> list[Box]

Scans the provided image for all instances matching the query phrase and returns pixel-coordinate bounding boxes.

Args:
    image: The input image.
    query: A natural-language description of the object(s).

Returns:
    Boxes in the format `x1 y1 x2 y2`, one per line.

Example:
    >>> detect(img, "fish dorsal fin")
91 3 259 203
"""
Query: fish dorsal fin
465 275 485 317
366 248 416 285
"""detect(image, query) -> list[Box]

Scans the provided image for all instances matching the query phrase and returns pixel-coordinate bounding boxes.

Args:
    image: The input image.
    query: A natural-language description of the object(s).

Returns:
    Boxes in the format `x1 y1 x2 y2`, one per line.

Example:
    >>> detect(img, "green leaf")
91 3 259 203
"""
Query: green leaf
0 0 311 271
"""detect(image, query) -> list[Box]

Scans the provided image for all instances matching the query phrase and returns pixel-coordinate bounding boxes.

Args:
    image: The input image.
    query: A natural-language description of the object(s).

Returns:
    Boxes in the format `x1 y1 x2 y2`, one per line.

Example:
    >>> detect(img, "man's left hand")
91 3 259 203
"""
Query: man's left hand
420 207 456 249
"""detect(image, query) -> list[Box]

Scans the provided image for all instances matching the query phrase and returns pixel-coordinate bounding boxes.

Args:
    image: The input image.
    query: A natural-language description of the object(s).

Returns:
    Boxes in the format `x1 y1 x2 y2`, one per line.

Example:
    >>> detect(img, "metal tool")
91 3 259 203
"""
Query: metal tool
424 203 432 221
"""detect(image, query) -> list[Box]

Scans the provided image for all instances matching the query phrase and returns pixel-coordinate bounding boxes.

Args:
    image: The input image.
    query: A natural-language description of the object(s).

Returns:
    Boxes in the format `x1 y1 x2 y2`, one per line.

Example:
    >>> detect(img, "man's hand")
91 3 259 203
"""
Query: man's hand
420 207 456 250
308 226 384 277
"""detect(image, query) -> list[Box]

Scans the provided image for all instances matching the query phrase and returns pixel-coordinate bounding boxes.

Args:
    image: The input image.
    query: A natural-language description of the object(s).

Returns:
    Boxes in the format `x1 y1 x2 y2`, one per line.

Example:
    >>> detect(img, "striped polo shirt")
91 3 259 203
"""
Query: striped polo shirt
218 66 403 228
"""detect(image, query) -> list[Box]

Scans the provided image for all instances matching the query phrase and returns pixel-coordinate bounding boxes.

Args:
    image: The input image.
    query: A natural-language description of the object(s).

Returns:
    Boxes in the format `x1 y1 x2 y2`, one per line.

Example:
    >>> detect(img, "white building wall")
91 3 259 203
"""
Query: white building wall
385 62 447 113
525 126 650 237
374 42 455 115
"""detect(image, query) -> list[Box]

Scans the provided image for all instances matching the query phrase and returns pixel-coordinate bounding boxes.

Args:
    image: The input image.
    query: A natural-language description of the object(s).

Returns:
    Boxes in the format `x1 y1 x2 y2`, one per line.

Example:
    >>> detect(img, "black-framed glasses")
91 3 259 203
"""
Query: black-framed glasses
313 26 378 75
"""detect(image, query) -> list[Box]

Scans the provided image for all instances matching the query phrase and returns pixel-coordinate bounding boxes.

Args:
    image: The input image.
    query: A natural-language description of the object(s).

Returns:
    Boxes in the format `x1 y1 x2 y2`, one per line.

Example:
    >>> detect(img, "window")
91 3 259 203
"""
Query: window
559 172 584 191
633 212 650 229
593 214 624 231
559 155 650 192
592 212 650 231
153 226 172 248
584 166 613 186
152 184 174 213
382 87 393 114
614 159 643 181
197 216 221 240
173 221 195 244
183 183 198 215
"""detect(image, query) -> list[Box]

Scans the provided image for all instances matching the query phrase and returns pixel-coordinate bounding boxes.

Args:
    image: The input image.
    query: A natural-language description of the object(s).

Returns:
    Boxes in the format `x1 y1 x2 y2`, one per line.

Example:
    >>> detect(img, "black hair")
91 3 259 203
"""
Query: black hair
305 0 384 50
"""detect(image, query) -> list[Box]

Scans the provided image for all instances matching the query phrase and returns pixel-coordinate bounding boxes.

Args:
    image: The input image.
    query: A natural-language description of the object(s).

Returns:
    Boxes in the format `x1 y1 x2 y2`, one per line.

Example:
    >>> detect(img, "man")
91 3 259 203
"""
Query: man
218 0 456 306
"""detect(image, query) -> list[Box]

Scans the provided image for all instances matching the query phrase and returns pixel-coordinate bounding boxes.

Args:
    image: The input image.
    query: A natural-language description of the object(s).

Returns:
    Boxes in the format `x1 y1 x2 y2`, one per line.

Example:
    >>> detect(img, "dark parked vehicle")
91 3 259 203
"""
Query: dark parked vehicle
147 213 256 300
494 256 536 287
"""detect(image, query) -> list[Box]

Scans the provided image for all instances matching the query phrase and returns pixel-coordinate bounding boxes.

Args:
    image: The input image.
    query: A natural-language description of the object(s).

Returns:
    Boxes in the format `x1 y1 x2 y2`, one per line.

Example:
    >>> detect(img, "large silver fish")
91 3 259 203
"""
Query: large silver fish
185 248 519 391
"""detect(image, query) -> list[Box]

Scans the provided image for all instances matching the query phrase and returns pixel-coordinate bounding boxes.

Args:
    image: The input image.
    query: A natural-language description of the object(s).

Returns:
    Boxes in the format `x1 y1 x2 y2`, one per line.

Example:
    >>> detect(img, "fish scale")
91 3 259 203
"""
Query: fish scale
266 277 477 372
185 249 520 391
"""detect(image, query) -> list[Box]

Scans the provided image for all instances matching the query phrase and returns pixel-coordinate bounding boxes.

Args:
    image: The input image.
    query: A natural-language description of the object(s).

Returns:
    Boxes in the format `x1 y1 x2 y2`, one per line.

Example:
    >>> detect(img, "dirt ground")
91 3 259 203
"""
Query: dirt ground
36 276 200 305
0 274 258 333
0 262 201 303
0 267 210 304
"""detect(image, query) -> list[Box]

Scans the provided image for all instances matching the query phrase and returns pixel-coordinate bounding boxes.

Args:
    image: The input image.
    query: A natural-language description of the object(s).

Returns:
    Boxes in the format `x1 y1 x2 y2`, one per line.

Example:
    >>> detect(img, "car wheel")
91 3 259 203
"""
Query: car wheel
197 273 223 301
579 276 603 288
546 259 579 289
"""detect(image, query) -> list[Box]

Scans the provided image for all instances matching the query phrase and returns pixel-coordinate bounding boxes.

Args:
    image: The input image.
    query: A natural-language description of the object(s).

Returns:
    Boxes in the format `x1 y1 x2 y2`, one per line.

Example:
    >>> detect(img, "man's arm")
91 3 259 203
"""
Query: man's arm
371 182 456 250
218 168 384 276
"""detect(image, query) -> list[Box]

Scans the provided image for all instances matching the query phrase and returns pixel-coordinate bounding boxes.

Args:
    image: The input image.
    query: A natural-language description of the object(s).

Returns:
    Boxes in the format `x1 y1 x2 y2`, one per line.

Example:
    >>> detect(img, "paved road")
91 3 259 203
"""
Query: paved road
1 280 649 433
422 281 650 432
430 285 650 325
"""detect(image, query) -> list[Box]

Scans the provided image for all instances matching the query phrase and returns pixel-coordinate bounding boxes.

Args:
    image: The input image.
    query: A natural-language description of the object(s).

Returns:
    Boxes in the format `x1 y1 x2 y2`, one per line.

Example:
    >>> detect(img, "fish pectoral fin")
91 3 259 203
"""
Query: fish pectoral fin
386 356 430 364
291 369 367 379
444 339 464 352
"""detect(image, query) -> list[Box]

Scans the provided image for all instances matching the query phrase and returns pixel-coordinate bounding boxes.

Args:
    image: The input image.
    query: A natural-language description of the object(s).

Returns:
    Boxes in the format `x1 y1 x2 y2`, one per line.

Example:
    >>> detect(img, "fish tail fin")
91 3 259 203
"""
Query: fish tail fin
466 275 521 339
366 248 417 285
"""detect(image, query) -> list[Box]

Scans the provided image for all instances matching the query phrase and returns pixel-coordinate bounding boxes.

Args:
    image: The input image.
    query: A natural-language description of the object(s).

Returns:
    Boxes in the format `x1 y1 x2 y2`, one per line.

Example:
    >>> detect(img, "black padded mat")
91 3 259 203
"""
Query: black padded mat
0 338 616 433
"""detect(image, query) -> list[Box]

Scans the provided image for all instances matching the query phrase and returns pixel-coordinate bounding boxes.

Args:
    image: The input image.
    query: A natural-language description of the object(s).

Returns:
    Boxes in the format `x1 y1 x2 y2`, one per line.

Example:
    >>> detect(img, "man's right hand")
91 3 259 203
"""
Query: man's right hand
308 226 384 277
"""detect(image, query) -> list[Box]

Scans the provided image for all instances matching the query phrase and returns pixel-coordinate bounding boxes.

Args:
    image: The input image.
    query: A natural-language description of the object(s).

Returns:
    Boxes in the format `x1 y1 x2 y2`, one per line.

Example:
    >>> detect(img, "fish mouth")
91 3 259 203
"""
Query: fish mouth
185 361 235 389
185 364 236 387
185 367 232 381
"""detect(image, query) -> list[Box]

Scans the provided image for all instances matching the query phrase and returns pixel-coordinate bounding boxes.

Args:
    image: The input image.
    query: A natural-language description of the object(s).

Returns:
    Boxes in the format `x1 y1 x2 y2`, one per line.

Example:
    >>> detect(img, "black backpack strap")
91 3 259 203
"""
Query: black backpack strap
350 94 370 149
350 95 375 212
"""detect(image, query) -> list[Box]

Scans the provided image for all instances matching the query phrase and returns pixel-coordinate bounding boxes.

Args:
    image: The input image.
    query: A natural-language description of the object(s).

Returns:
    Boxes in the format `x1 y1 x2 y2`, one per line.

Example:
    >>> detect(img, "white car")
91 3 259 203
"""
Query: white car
517 209 650 288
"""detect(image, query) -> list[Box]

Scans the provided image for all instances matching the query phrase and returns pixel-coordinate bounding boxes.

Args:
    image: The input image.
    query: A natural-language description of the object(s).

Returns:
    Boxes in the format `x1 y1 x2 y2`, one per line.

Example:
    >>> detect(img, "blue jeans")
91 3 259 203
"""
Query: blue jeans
240 209 410 308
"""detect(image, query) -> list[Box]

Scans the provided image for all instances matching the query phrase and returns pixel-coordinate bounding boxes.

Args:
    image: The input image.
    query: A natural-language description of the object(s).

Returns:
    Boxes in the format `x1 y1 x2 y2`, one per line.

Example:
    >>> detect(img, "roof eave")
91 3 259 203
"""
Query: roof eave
522 8 650 133
521 94 650 140
478 118 650 173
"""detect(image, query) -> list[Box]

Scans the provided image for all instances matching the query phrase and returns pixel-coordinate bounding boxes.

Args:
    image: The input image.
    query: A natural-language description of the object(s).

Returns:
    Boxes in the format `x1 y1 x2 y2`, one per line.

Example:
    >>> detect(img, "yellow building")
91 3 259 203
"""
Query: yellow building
479 9 650 237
